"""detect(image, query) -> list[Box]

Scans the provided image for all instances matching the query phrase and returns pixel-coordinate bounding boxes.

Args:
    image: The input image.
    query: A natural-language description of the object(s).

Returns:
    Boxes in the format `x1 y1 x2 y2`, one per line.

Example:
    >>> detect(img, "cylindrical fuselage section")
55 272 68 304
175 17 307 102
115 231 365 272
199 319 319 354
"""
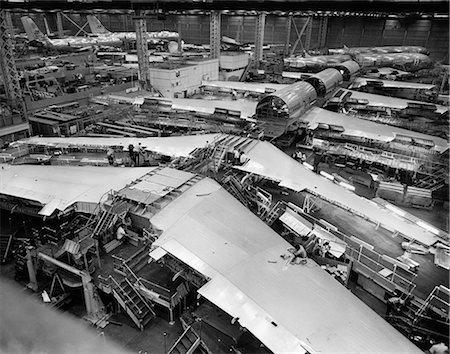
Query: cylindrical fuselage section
256 81 317 137
335 60 360 81
329 46 429 56
305 68 343 97
355 53 432 71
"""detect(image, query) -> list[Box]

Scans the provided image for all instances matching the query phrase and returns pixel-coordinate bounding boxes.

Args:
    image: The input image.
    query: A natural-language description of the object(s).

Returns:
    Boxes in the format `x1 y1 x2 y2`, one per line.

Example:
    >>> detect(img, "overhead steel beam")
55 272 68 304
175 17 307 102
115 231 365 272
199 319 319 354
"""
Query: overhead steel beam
134 9 151 90
209 10 221 59
1 1 448 13
254 12 266 65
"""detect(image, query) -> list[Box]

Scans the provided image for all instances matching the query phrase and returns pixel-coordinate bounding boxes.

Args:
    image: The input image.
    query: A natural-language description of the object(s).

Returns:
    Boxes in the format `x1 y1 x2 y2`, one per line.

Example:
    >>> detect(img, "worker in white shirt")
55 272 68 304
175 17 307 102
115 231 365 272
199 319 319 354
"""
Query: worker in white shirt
116 224 127 241
233 149 240 164
135 143 143 165
290 244 308 265
429 342 449 354
239 151 249 165
106 147 114 165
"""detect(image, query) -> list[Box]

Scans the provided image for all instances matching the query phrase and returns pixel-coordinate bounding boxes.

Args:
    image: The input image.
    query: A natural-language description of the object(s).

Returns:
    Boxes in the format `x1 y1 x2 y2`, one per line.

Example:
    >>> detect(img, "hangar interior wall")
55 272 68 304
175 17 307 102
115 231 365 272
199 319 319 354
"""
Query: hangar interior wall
11 13 449 62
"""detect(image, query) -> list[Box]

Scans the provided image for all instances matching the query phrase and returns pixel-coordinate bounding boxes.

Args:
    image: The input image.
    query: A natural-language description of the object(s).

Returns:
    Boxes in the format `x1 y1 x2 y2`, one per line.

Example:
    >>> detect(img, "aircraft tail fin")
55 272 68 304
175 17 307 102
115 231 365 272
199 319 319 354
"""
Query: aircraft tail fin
21 16 52 46
87 15 111 35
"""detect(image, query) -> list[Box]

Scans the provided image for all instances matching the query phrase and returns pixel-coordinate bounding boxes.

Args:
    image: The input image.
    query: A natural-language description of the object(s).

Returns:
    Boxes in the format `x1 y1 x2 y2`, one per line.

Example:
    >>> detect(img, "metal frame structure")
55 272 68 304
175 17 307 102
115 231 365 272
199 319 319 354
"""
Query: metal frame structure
254 12 266 65
289 16 312 56
284 14 292 56
0 10 26 121
209 10 221 59
56 12 64 38
317 16 328 50
134 9 151 90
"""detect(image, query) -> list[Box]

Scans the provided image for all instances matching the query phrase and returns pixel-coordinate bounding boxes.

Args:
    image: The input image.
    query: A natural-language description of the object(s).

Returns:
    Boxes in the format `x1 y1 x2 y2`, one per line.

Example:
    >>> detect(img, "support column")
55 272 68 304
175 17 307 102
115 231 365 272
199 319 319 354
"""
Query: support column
284 15 292 56
304 16 313 51
177 18 182 53
0 10 26 121
134 9 151 90
56 12 64 38
254 12 266 66
5 10 13 34
209 10 221 59
318 16 328 50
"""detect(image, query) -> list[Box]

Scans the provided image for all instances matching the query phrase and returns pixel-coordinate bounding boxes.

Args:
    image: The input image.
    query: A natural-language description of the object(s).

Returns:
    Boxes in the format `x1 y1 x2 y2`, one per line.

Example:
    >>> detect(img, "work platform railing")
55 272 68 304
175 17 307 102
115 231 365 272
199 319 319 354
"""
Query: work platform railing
283 201 418 296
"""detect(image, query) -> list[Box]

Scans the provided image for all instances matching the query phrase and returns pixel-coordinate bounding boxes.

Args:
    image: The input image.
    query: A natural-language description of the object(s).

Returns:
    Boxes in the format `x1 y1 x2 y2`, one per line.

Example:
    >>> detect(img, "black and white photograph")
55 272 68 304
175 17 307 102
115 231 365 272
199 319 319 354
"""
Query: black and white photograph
0 0 448 353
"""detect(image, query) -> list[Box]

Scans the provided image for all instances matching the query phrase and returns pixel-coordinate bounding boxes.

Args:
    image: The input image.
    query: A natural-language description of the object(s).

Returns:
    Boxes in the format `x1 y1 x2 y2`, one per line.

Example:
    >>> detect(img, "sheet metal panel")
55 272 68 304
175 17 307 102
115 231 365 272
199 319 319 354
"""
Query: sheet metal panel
279 208 313 236
143 172 191 189
149 247 167 261
157 239 218 279
199 274 308 354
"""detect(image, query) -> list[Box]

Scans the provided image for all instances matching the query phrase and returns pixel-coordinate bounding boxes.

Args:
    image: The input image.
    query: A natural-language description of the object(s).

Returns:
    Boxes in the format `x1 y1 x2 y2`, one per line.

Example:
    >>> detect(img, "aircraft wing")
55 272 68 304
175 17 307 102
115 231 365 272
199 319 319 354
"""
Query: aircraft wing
0 165 154 216
22 133 220 158
149 177 422 354
234 140 445 247
344 89 449 115
153 97 258 119
351 77 437 90
201 80 288 94
302 107 449 152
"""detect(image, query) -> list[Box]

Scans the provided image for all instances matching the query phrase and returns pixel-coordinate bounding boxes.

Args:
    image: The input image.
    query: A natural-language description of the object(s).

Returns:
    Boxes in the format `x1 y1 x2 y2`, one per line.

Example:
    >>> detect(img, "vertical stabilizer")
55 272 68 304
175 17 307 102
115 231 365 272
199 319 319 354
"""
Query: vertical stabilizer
21 16 52 46
87 15 111 35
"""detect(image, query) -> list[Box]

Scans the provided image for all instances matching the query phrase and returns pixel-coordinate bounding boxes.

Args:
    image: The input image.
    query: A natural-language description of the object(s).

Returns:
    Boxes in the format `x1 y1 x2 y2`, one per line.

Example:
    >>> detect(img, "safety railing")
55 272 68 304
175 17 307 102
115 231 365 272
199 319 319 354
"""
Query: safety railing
102 274 143 316
286 202 417 294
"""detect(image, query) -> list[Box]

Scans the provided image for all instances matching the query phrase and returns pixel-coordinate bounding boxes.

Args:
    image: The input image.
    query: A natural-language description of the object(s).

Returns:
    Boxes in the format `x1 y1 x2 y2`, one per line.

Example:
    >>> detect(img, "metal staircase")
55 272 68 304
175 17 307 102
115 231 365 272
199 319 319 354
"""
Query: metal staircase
92 198 130 238
167 325 201 354
110 275 155 331
413 166 448 191
222 173 250 207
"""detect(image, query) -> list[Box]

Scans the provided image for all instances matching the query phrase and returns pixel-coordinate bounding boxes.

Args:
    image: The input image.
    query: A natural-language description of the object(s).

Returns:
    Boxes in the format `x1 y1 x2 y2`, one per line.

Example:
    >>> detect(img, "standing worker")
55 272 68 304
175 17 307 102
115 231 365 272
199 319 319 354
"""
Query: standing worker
135 143 143 166
106 147 115 166
128 144 134 166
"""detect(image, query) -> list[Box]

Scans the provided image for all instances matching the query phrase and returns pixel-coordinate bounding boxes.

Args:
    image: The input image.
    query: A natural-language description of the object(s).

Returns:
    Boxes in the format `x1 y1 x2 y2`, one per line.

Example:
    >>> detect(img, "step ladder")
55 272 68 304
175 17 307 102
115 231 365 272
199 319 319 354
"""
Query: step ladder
111 277 155 331
167 325 201 354
211 144 228 172
264 201 284 226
